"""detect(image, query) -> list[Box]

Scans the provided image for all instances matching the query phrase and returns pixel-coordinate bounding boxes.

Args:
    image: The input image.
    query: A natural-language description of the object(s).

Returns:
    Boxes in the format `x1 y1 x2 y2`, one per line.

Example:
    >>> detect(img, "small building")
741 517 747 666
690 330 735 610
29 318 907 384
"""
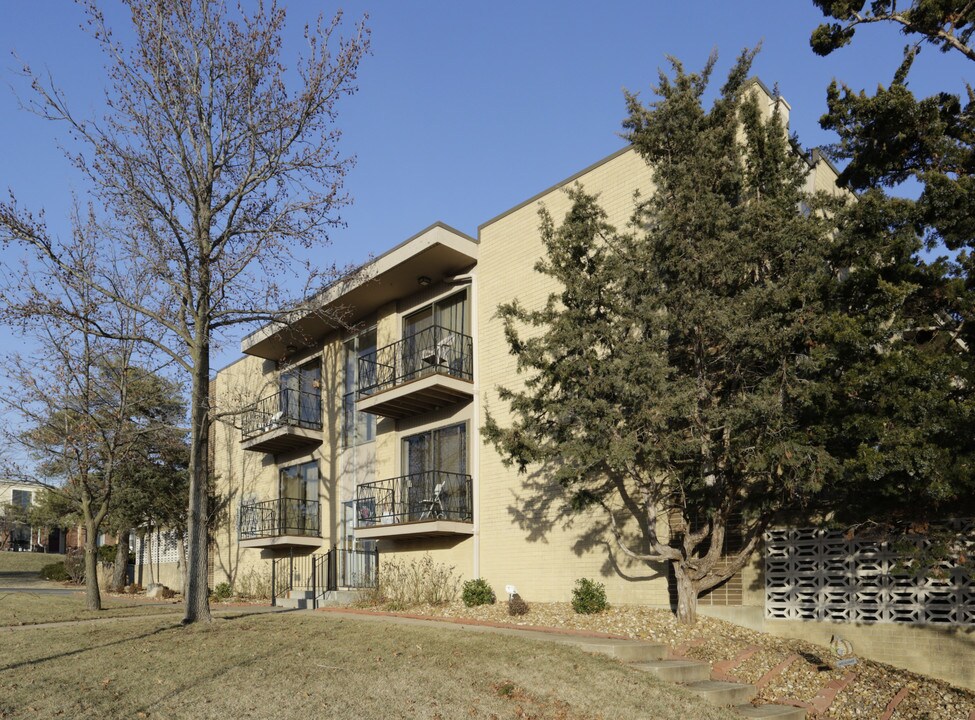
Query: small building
0 480 65 553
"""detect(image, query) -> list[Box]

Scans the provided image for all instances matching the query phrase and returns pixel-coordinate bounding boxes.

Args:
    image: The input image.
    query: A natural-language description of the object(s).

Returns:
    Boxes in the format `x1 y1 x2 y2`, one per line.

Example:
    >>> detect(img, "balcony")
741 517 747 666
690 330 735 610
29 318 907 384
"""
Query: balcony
354 470 474 540
240 389 323 454
357 326 473 419
238 497 322 549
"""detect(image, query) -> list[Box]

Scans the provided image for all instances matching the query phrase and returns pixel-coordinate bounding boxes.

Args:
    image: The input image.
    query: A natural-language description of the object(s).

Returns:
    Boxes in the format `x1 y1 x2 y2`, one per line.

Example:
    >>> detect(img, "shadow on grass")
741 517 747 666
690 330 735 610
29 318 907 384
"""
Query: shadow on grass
132 646 279 714
0 624 179 673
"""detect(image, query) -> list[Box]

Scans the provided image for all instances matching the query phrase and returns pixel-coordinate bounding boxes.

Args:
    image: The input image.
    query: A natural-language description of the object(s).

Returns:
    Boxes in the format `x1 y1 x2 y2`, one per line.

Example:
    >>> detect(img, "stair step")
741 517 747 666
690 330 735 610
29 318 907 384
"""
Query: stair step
276 598 308 609
735 704 806 719
565 639 666 663
631 659 711 684
686 680 757 706
286 590 314 600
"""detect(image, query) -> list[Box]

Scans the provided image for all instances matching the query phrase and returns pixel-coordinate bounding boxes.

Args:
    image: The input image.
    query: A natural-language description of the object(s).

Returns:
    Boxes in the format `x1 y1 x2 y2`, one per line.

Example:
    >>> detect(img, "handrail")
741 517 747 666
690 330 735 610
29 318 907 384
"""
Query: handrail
241 388 322 439
355 470 473 526
270 546 378 608
357 325 473 398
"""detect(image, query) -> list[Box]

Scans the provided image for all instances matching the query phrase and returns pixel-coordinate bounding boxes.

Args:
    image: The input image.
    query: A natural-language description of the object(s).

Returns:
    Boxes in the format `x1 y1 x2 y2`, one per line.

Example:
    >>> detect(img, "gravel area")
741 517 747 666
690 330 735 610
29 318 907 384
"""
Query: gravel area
368 601 975 719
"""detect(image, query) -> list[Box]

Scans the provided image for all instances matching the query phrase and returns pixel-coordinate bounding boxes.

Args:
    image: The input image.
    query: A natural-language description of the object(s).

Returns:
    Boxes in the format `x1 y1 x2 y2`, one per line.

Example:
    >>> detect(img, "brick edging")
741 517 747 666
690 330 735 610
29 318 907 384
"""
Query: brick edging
316 607 632 640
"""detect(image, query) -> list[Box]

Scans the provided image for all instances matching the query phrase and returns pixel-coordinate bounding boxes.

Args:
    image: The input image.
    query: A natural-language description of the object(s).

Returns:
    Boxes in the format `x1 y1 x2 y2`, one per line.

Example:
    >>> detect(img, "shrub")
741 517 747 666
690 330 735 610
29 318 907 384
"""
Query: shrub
571 577 608 614
369 554 460 610
462 578 496 607
234 567 272 600
508 593 529 616
97 544 117 563
40 561 70 582
124 583 143 594
64 549 86 584
211 581 233 602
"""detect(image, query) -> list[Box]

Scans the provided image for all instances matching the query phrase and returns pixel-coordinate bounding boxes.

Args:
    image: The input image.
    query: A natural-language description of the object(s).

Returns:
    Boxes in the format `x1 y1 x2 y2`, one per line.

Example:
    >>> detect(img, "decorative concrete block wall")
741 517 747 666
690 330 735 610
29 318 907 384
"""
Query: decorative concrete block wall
765 521 975 626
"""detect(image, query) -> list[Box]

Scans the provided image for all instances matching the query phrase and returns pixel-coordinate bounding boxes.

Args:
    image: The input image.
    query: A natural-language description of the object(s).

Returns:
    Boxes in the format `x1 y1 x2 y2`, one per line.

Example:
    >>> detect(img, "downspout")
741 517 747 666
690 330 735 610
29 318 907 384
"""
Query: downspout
444 270 479 579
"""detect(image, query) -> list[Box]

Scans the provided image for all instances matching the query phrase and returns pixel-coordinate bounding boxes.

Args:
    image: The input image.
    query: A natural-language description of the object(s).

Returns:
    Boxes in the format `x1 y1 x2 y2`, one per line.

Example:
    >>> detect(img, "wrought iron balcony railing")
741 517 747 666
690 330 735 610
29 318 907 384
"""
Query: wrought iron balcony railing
241 388 322 439
238 497 321 540
355 470 473 527
357 325 473 398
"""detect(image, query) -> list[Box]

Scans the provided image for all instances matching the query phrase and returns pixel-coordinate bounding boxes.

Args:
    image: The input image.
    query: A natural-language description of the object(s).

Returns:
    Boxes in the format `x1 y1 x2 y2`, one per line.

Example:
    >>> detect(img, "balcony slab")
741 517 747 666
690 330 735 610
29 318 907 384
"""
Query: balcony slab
354 520 474 540
241 425 322 454
239 535 323 549
357 374 473 419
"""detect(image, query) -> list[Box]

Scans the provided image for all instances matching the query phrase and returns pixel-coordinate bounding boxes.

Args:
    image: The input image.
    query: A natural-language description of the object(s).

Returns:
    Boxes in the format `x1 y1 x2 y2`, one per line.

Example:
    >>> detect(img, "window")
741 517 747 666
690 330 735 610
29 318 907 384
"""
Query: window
401 291 471 382
402 423 467 476
279 461 319 502
280 360 321 427
342 327 377 447
404 290 469 338
11 490 31 509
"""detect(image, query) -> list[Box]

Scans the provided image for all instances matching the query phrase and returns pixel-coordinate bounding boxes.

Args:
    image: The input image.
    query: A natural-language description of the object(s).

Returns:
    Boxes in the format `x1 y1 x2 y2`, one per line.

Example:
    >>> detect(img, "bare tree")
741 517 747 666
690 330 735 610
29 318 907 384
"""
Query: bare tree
0 1 369 623
2 296 154 610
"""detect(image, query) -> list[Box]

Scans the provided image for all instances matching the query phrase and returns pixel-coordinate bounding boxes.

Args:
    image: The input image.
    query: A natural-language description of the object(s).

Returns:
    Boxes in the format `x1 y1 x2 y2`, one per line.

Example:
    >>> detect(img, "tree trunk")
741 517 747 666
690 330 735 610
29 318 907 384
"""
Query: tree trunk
177 533 188 597
672 562 698 625
83 523 102 611
111 528 130 592
147 527 156 586
183 343 212 624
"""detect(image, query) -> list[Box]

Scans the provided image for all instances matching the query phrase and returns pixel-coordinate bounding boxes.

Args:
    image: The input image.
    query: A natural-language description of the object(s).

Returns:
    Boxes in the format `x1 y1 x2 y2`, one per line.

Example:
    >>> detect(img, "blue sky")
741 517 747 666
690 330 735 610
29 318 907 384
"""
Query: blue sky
0 1 969 372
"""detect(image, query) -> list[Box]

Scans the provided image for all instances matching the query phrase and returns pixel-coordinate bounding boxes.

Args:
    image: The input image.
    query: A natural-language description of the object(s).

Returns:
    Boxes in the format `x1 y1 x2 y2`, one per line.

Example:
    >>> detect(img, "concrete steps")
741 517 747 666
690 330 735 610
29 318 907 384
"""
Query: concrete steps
685 680 756 705
735 705 806 719
583 645 805 720
562 637 666 663
276 588 361 610
632 659 711 683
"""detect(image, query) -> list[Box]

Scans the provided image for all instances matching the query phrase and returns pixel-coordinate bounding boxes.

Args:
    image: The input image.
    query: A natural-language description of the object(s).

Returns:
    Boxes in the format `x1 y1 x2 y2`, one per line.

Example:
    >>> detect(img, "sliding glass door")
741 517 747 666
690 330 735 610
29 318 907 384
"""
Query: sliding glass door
280 361 321 427
278 461 319 535
403 423 468 520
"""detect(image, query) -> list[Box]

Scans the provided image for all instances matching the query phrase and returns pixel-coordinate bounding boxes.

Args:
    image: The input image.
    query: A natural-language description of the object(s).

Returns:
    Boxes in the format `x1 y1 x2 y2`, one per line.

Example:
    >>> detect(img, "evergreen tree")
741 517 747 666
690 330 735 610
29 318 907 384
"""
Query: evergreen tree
811 0 973 297
809 0 975 524
485 52 843 624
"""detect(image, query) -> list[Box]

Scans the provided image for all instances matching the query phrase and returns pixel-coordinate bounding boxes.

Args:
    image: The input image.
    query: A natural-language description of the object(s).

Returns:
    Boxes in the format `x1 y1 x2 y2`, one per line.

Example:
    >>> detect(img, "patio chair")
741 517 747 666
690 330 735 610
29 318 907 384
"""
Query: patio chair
418 482 446 520
421 334 454 367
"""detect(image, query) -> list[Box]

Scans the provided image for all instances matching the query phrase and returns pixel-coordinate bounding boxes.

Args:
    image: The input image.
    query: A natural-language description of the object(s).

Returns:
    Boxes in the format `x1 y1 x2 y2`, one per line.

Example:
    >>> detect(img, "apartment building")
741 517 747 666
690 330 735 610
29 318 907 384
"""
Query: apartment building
209 79 848 608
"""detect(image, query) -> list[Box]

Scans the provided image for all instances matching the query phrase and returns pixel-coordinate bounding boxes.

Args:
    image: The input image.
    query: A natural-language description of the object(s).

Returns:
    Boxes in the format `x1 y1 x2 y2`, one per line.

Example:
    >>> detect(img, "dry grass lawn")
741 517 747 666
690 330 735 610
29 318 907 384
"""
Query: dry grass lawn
0 551 65 575
0 612 726 720
0 551 184 626
0 591 183 627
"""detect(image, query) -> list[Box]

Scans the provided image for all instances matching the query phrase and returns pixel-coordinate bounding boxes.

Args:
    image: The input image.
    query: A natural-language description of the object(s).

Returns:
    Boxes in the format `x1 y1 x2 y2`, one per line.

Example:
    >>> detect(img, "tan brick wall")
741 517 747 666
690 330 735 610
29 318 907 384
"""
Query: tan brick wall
475 147 669 604
131 560 182 591
378 537 474 584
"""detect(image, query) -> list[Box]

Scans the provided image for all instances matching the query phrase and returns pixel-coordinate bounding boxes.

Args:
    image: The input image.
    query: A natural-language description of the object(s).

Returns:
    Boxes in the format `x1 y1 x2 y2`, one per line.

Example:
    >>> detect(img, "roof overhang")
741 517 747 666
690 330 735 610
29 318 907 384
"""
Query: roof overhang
241 222 478 361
